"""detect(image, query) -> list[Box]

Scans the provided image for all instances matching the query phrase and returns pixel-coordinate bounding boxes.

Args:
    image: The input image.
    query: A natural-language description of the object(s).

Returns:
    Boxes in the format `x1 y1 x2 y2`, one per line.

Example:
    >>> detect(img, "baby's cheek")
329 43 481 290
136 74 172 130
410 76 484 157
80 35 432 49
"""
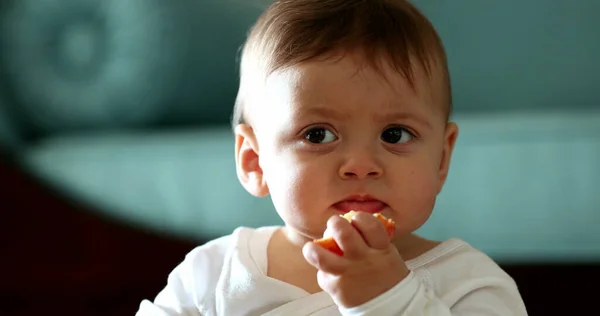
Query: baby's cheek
407 176 438 210
287 165 320 205
291 165 331 209
268 161 312 206
393 168 439 227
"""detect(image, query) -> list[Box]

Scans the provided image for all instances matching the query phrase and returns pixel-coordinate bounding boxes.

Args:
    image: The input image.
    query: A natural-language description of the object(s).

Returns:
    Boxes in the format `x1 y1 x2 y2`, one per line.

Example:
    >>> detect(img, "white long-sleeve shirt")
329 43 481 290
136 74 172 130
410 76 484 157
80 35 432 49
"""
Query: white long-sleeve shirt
137 226 528 315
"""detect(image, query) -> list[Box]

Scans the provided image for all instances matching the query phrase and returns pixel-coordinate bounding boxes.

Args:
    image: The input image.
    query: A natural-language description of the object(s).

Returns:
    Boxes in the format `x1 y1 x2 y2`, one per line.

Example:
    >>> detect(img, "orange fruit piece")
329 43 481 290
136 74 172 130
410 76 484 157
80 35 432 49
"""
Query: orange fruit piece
313 211 396 256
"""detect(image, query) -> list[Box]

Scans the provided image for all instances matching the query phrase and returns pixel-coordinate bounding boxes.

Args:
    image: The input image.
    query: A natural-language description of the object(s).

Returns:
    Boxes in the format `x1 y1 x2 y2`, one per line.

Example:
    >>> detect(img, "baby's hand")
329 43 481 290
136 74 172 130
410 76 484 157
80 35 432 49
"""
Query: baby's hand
303 212 410 308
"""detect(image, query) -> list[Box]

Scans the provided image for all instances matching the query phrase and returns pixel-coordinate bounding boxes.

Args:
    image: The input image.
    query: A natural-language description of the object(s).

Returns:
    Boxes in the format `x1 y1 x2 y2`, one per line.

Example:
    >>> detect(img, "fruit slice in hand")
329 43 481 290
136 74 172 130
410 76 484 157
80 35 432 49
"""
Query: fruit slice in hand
313 211 396 256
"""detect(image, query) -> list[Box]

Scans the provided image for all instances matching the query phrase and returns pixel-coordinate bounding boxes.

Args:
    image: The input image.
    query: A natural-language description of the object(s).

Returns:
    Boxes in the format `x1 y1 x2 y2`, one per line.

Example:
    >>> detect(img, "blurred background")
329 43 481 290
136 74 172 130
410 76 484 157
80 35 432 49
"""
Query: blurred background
1 0 598 315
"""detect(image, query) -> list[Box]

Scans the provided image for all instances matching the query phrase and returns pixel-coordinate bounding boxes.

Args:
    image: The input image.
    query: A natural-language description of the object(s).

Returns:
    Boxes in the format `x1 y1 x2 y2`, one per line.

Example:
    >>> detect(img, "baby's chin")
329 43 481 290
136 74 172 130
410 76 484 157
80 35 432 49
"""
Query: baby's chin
281 225 324 245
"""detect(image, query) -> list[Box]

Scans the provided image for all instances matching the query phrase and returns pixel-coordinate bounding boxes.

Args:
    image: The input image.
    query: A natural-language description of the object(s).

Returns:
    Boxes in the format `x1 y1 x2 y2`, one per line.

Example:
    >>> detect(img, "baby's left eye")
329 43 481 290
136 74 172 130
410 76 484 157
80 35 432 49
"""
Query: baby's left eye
381 127 413 144
304 127 337 144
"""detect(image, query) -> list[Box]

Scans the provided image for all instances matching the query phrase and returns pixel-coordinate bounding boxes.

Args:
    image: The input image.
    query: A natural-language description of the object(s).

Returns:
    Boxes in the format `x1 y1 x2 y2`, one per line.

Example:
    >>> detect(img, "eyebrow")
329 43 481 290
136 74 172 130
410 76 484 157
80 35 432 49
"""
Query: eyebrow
297 105 432 129
377 112 432 129
297 106 351 121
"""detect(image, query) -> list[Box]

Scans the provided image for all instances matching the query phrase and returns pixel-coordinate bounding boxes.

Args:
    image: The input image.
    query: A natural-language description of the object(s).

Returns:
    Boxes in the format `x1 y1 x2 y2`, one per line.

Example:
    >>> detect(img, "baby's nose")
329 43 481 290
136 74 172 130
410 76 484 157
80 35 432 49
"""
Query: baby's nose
339 156 383 180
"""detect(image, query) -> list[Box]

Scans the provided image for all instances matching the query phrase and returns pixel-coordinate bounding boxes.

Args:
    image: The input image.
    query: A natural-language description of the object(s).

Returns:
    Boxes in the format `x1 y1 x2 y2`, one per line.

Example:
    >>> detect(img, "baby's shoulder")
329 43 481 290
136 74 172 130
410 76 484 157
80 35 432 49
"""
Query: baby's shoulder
170 230 236 287
183 226 263 265
181 225 278 272
409 238 517 289
164 227 268 296
137 226 279 314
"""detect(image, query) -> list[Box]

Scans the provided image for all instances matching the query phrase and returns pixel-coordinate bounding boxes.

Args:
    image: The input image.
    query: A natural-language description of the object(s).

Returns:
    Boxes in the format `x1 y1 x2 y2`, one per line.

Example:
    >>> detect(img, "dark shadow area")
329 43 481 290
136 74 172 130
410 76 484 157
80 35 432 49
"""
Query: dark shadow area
0 157 198 315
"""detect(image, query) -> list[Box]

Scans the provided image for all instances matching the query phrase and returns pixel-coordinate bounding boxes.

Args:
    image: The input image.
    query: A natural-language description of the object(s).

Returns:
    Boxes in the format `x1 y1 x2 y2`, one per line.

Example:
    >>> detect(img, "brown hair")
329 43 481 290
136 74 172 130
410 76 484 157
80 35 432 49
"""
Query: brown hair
232 0 451 129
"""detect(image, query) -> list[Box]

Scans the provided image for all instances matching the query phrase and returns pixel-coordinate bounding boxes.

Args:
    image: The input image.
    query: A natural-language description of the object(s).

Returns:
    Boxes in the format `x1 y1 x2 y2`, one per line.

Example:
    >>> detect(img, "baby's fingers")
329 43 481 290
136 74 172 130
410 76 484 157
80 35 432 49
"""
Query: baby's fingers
350 212 390 250
303 241 347 275
328 214 369 257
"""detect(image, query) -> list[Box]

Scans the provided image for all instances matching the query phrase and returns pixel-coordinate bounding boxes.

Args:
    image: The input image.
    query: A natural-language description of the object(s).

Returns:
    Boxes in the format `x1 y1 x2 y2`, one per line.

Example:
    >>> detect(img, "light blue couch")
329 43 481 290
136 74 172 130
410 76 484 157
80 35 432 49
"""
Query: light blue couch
20 109 600 263
1 0 599 263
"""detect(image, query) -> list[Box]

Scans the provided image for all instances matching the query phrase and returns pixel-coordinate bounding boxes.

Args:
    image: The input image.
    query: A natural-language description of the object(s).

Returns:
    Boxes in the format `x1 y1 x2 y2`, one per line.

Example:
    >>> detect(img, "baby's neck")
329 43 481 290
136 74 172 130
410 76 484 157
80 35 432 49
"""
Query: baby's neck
266 228 322 294
393 234 442 261
279 226 315 248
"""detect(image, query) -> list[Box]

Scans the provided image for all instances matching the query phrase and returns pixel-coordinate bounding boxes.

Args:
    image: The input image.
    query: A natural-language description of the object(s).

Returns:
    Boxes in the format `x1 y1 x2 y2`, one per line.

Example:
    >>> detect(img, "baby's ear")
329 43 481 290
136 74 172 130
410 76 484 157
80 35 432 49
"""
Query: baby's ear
234 124 269 197
437 122 459 193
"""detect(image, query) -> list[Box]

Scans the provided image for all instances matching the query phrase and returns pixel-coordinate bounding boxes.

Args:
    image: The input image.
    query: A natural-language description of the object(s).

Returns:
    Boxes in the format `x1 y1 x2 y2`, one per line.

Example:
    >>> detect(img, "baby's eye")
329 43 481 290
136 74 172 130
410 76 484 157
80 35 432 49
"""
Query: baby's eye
381 127 413 144
304 127 337 144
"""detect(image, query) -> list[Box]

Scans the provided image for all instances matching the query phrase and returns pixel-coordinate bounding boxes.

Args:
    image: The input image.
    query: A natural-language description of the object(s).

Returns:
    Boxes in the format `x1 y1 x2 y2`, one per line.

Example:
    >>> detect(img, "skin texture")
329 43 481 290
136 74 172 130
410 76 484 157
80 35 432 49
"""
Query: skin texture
234 52 458 308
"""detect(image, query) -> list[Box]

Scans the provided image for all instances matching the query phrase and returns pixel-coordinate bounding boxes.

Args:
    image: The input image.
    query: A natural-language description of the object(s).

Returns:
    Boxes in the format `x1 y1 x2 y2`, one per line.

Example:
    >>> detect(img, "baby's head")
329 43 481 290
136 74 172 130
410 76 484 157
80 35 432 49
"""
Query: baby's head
233 0 458 244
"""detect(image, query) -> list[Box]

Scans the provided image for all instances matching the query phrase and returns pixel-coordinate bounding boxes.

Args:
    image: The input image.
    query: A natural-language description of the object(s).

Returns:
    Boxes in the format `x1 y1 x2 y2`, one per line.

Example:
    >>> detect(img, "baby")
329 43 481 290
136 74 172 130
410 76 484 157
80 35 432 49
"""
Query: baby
138 0 528 315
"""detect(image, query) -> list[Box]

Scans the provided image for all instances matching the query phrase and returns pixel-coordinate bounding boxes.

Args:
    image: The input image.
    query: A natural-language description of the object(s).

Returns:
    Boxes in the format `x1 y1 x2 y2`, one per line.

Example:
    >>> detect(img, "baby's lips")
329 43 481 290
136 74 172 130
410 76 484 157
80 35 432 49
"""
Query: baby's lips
313 211 396 256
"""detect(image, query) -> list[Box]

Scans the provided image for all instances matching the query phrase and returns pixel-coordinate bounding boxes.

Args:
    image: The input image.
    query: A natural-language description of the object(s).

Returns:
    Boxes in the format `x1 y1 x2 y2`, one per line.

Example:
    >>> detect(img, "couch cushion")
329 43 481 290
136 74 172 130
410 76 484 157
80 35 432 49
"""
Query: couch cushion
22 127 279 240
21 110 600 262
0 0 263 135
422 110 600 262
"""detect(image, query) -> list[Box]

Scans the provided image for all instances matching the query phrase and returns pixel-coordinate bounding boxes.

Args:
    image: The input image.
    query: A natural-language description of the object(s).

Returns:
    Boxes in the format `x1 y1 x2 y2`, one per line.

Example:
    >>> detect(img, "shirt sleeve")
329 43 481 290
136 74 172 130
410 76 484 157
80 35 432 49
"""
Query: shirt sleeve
338 270 528 316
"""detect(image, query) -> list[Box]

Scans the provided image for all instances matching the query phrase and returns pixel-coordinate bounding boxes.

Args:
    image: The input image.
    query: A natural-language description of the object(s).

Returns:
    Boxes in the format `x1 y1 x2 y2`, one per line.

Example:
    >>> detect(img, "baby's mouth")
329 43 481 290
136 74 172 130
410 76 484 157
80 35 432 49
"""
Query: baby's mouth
332 199 387 214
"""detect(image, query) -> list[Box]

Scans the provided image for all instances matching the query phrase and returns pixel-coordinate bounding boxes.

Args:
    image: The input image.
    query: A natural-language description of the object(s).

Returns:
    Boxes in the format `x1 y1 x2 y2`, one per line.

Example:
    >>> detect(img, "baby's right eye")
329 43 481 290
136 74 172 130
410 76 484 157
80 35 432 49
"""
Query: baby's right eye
304 127 337 144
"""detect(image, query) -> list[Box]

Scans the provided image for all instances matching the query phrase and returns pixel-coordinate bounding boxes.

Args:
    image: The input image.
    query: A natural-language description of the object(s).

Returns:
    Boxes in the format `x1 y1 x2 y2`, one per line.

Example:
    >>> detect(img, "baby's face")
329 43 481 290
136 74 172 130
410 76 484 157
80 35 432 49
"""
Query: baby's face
246 53 457 242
